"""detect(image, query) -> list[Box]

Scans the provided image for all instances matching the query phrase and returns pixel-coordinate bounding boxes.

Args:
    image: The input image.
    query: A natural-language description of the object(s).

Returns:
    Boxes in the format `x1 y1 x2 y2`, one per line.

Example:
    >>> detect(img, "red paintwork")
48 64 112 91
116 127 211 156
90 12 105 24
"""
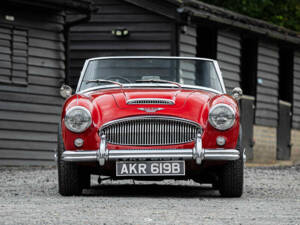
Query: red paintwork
61 88 240 153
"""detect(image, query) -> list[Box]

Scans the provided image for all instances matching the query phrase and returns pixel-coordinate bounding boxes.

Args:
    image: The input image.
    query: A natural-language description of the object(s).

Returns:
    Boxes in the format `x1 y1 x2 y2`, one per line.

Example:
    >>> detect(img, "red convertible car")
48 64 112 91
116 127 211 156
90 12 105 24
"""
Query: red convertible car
56 56 244 197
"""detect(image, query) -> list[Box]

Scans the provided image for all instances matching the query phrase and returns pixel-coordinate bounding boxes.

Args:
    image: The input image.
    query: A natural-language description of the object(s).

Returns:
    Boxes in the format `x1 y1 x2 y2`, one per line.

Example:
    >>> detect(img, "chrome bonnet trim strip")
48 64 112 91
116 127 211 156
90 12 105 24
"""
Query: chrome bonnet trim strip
126 98 175 105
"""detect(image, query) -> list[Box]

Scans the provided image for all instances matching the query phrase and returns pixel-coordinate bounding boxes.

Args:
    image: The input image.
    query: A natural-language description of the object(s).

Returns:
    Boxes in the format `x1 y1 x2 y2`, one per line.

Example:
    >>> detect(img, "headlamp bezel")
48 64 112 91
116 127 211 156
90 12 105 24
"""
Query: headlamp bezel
208 104 236 131
64 106 92 133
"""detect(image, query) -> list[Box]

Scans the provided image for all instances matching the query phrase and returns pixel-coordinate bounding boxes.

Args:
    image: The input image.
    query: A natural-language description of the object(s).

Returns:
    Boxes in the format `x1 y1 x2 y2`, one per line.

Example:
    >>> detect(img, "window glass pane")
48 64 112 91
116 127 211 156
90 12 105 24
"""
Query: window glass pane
80 58 222 92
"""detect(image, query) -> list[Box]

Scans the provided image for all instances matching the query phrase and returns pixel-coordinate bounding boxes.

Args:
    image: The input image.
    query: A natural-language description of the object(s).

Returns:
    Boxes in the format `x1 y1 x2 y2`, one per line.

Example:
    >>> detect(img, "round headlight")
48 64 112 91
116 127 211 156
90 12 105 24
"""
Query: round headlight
64 106 92 133
208 104 235 130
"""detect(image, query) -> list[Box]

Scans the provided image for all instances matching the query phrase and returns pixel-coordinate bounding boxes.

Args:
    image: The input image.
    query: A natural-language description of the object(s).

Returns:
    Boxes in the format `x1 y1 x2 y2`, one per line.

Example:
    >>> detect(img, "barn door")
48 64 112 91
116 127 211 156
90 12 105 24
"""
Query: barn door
240 96 255 160
276 101 292 160
277 47 293 160
239 36 258 161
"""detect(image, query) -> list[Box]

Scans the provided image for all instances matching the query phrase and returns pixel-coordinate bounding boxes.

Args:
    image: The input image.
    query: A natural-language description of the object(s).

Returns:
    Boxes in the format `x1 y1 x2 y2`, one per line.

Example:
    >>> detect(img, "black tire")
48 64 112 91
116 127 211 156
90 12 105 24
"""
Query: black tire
57 123 83 196
218 141 244 197
81 171 91 189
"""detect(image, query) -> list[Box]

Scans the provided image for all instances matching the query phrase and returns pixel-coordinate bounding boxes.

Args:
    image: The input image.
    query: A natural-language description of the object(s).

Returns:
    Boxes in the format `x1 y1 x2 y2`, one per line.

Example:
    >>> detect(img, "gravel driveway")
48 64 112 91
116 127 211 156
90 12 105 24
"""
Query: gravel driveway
0 165 299 225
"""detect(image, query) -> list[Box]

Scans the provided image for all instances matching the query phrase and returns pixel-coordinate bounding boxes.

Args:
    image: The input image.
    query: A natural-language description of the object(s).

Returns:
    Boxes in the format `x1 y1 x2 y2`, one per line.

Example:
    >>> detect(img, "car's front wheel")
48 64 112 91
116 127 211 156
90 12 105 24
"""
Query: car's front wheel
57 124 84 196
218 143 244 197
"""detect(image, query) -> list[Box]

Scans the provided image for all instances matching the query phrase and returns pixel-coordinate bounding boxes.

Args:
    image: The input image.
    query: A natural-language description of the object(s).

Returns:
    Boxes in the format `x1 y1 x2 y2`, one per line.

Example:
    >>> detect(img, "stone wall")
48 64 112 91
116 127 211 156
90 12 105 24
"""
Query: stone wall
291 129 300 163
252 125 277 163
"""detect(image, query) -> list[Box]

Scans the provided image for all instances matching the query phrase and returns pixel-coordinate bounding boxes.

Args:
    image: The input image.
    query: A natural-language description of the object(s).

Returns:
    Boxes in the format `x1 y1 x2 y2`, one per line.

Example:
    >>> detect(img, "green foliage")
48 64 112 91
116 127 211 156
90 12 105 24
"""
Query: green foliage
200 0 300 32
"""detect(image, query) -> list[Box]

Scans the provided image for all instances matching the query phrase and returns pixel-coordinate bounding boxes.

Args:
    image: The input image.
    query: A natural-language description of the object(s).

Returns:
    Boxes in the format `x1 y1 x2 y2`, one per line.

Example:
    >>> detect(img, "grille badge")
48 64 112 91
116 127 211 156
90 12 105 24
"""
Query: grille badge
137 107 164 113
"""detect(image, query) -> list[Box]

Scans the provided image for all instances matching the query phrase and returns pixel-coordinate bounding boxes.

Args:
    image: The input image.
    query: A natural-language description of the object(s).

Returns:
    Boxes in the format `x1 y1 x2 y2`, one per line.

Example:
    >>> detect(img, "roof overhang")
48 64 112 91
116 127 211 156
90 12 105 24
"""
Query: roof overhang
2 0 92 14
128 0 300 45
180 0 300 45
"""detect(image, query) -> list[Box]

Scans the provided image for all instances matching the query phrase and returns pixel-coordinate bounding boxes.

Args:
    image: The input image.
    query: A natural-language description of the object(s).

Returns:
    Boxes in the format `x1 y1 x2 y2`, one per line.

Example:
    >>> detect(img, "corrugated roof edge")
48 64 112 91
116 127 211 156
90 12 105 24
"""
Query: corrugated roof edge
167 0 300 45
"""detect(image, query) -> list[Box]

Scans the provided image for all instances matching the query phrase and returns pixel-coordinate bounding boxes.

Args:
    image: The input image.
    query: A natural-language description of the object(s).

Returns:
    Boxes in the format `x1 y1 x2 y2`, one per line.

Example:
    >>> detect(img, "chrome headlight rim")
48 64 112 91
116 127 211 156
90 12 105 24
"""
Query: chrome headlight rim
208 104 236 131
64 106 92 133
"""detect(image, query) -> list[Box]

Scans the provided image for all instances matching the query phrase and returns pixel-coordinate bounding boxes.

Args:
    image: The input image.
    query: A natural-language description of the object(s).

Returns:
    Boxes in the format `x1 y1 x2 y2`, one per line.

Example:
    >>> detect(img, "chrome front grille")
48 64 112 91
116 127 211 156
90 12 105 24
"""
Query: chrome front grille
127 98 174 105
100 116 201 146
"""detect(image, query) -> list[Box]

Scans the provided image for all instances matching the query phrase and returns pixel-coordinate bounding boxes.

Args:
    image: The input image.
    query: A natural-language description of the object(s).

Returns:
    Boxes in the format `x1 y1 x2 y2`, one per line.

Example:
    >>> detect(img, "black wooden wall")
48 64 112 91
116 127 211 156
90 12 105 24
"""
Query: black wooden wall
217 30 241 93
255 41 279 127
178 26 197 84
69 0 176 88
0 6 65 165
179 26 197 58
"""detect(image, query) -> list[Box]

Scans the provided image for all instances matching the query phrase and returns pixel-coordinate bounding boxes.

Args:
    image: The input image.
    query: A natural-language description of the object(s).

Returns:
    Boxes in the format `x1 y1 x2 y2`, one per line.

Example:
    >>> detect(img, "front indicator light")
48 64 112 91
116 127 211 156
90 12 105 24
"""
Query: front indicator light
74 138 84 147
216 136 226 146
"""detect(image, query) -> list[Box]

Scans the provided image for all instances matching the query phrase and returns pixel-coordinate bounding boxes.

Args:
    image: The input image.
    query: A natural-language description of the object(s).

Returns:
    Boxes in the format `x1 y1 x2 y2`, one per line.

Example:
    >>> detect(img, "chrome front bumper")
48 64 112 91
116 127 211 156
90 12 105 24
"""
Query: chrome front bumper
61 133 242 165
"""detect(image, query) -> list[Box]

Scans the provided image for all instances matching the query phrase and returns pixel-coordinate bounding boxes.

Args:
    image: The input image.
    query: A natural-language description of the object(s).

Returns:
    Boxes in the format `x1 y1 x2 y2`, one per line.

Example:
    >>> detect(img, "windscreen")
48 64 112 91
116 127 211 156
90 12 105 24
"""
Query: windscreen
79 58 223 92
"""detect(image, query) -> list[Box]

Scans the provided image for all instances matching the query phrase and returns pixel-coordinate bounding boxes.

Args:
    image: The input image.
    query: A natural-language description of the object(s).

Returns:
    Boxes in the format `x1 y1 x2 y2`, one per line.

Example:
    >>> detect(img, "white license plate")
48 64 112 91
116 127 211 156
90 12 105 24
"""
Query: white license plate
116 161 185 177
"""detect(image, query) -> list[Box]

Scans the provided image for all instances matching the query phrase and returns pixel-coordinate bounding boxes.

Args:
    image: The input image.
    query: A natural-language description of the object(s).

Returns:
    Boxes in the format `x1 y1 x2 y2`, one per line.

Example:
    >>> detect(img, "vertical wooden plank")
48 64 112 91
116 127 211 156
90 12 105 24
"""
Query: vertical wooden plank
0 26 12 83
12 28 28 85
216 30 241 92
179 26 197 84
179 26 197 57
255 41 279 127
293 51 300 129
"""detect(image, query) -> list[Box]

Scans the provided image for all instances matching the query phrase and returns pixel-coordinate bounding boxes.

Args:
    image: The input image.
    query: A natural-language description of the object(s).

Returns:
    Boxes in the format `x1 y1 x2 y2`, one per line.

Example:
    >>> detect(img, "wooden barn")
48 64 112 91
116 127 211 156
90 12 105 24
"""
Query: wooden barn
0 0 91 165
0 0 299 165
68 0 300 164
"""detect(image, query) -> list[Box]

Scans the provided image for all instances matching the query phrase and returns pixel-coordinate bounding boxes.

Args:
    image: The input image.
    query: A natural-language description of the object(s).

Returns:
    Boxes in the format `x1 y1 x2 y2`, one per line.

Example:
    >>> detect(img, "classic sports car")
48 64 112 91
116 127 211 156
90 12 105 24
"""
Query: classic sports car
57 56 244 197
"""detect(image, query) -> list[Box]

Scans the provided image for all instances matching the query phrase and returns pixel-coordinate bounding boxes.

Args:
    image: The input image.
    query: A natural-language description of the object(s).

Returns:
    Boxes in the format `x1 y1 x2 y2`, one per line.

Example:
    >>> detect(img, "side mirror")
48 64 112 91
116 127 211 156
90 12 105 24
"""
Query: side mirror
231 87 243 100
60 84 72 99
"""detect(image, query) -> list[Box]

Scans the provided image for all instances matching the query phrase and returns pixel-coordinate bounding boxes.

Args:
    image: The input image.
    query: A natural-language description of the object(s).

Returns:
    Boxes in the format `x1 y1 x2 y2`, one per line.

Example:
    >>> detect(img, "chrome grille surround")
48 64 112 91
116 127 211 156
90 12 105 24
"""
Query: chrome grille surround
99 116 201 146
126 98 174 105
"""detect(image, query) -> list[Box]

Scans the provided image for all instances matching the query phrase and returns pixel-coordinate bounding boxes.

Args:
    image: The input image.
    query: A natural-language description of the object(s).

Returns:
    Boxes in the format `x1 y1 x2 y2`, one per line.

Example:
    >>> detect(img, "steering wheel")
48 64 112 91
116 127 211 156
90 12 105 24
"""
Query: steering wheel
105 76 131 83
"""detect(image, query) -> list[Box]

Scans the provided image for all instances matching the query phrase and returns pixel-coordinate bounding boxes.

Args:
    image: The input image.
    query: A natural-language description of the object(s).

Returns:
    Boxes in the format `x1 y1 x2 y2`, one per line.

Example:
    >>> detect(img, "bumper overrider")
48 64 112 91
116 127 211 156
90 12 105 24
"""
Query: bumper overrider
60 132 243 166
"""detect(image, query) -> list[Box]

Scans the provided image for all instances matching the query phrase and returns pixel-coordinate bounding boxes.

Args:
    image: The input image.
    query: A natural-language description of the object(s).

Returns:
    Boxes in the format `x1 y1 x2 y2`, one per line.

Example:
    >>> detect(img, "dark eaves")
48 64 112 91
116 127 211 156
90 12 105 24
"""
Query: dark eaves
3 0 93 14
166 0 300 45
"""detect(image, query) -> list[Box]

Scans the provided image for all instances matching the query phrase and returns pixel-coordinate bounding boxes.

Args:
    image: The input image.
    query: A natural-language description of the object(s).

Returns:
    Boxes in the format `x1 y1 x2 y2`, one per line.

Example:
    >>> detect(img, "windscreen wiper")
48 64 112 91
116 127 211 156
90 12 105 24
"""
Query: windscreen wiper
85 79 123 88
135 79 182 88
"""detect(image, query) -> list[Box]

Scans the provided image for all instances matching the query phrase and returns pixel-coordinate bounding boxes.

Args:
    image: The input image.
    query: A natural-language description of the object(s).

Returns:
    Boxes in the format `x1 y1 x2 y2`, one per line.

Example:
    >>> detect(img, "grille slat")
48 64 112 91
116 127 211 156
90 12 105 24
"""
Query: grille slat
101 116 201 146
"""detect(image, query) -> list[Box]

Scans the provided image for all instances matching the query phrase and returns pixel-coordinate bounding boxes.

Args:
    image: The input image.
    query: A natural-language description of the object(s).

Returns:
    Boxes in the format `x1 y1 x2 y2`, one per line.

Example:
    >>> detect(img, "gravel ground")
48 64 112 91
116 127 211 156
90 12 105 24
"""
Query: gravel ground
0 165 299 225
